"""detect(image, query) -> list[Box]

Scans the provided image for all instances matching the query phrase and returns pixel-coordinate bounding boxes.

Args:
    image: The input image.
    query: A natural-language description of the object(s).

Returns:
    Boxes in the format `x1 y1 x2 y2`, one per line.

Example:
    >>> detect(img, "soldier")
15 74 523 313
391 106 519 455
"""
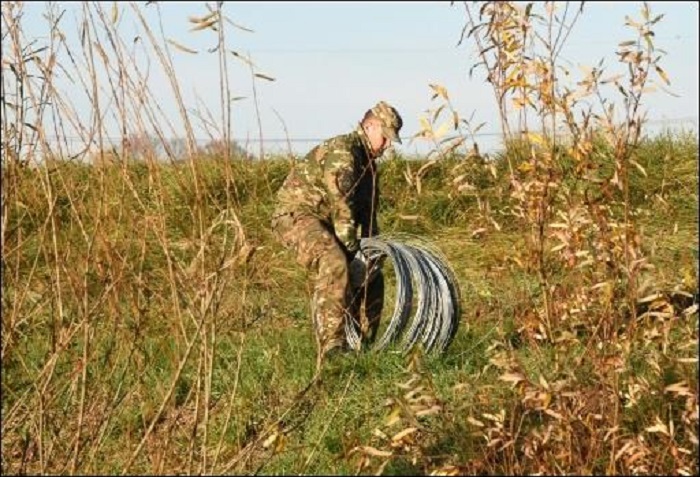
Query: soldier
271 101 403 369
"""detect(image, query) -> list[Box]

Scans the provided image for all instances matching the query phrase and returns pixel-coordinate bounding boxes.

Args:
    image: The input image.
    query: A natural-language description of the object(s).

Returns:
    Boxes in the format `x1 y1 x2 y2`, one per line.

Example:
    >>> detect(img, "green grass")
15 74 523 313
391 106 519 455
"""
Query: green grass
1 132 698 475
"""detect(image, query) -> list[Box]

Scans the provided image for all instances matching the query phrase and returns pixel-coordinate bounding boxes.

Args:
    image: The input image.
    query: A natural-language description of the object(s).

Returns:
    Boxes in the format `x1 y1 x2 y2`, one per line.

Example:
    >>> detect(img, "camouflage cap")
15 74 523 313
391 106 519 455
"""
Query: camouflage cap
370 101 403 144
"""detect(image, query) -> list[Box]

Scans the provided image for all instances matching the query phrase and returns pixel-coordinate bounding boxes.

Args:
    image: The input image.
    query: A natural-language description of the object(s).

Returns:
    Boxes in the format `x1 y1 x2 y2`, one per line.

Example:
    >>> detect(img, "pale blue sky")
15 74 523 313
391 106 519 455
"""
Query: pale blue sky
13 1 700 156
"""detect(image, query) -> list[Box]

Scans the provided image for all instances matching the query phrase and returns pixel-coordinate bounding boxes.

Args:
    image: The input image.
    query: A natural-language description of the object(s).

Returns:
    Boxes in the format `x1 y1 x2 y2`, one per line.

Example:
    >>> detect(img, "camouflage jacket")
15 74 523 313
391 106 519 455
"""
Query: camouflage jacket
274 126 380 254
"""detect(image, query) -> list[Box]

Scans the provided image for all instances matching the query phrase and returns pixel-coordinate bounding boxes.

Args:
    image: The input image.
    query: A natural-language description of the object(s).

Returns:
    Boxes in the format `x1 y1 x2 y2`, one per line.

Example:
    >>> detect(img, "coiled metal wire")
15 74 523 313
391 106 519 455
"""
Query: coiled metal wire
344 235 461 354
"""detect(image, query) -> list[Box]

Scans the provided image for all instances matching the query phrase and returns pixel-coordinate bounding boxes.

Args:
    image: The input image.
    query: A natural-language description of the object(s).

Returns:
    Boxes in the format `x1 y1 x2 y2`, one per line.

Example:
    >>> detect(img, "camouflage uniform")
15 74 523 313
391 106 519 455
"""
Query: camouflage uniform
271 101 402 361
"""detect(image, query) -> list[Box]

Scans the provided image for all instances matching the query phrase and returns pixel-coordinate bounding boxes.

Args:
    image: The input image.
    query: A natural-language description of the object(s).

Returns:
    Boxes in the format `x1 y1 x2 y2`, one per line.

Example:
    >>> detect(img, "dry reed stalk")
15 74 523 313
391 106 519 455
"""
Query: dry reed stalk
299 371 356 474
211 333 246 471
121 308 208 475
3 2 252 473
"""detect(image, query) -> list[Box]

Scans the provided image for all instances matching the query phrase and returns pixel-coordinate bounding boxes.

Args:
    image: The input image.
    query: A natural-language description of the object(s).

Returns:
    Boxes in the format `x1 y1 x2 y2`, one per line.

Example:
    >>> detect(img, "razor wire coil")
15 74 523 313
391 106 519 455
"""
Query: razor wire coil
344 236 461 354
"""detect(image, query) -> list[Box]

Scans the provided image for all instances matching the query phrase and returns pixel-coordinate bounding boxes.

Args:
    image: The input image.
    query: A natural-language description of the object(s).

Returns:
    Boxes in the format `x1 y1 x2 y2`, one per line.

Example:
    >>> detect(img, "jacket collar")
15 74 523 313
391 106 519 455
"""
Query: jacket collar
354 124 377 160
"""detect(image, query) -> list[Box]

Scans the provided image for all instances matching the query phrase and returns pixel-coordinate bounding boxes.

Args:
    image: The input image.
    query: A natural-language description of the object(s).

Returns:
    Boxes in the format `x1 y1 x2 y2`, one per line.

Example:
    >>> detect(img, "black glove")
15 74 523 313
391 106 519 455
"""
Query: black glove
344 239 360 261
349 251 368 289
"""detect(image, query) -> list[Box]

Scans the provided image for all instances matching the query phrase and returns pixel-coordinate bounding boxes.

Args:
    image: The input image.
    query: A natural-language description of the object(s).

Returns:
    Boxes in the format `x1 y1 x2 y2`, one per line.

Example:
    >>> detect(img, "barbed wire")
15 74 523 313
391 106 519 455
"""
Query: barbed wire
345 235 461 354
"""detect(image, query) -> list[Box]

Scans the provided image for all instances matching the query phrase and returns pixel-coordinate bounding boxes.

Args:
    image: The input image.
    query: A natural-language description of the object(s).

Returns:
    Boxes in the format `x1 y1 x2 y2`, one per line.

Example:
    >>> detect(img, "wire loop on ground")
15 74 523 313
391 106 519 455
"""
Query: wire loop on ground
345 236 461 354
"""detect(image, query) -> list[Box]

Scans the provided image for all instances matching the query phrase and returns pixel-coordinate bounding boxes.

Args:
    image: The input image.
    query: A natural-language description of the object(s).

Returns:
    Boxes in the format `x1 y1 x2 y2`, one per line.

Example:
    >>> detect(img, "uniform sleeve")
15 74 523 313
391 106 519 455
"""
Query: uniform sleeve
322 149 359 254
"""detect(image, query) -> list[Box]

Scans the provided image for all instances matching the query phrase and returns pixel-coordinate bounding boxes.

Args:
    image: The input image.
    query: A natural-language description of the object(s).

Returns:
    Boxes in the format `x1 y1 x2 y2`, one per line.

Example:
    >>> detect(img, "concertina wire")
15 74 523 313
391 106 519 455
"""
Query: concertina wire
345 235 461 354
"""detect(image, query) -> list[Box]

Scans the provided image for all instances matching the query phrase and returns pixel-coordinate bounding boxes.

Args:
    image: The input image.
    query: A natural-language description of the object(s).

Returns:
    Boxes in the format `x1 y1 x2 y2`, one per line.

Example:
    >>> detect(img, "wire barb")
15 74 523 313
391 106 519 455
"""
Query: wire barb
346 236 461 354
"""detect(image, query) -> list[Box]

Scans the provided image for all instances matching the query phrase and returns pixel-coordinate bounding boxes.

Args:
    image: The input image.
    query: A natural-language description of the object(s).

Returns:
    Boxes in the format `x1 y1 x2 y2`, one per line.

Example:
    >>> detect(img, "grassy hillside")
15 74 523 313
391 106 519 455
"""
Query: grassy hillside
2 132 697 475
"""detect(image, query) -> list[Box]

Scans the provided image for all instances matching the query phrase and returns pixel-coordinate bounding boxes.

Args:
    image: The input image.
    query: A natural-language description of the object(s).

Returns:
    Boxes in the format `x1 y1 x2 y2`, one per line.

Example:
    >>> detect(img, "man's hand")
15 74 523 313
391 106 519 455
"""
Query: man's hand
349 249 386 289
347 239 360 255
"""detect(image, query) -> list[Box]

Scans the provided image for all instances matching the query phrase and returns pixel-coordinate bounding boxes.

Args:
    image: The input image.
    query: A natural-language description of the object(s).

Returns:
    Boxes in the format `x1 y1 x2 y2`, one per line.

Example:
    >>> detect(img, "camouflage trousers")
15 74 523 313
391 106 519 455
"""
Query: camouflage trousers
271 211 384 359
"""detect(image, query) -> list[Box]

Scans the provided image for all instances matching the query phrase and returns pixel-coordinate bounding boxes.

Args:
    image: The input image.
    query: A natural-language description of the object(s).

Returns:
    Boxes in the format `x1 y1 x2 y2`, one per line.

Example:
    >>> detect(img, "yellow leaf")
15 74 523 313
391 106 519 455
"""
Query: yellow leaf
452 173 467 185
527 132 546 146
624 16 641 28
262 432 278 449
498 372 525 386
604 426 620 442
518 162 534 173
655 65 671 85
483 410 505 423
665 381 692 397
360 446 393 457
511 96 527 110
504 68 521 87
396 375 421 390
467 416 485 427
275 434 287 452
630 159 647 177
471 228 487 238
391 427 418 442
404 386 426 401
188 12 217 25
190 17 218 31
682 304 698 316
591 281 611 290
385 406 402 427
415 405 441 417
166 39 198 54
429 83 449 100
637 292 663 303
645 417 669 436
430 465 462 476
550 243 566 253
